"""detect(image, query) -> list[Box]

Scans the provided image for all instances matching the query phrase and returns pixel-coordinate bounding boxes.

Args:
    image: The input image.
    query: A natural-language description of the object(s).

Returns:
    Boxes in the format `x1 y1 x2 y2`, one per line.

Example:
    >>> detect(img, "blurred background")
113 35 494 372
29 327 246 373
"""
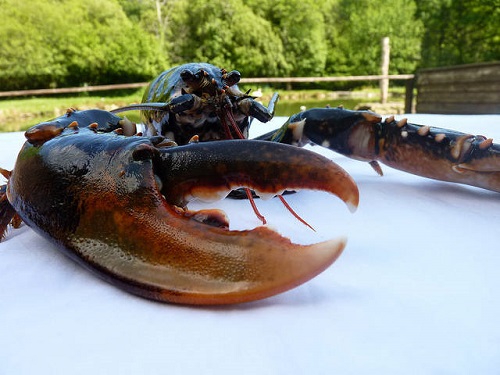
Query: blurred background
0 0 499 131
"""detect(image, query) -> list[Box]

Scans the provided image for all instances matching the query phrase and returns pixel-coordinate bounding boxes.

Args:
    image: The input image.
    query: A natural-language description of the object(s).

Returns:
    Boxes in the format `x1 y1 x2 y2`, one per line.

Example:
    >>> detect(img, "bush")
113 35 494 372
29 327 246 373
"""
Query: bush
0 0 167 90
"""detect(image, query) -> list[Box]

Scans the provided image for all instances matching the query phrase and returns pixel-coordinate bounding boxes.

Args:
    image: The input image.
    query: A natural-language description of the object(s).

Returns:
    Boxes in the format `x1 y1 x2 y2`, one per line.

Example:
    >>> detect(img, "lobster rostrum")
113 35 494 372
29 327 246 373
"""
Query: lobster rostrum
2 62 500 305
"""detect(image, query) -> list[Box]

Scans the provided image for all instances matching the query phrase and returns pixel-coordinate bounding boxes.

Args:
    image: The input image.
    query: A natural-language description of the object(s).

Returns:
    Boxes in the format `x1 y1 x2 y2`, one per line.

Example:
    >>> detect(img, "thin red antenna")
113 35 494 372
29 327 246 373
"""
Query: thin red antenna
278 195 315 231
222 100 313 230
220 106 267 225
246 189 266 225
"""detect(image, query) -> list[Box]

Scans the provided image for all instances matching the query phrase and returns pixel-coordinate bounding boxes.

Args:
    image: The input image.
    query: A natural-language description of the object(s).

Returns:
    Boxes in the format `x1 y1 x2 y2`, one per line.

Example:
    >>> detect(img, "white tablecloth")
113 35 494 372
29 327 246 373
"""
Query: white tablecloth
1 114 500 374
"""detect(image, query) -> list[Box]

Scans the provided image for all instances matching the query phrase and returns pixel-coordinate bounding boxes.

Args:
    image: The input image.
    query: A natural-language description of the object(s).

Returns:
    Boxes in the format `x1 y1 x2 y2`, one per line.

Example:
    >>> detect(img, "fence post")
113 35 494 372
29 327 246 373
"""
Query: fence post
404 77 415 113
380 37 390 104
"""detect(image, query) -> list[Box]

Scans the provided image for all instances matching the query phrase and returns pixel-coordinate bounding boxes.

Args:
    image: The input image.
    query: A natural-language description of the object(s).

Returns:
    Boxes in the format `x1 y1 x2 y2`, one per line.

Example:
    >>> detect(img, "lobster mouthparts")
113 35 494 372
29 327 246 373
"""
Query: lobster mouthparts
6 121 358 305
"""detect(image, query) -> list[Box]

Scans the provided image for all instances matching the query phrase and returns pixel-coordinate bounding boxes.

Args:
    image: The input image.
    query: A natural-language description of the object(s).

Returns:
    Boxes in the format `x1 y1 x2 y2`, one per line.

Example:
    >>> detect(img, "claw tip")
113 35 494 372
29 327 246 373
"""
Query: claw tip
346 201 358 213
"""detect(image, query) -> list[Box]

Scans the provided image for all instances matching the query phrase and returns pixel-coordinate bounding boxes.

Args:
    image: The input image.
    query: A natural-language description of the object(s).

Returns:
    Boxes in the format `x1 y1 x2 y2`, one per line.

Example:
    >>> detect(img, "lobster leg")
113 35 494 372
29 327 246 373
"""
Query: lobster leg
265 107 500 193
0 184 17 239
235 92 279 123
0 168 23 239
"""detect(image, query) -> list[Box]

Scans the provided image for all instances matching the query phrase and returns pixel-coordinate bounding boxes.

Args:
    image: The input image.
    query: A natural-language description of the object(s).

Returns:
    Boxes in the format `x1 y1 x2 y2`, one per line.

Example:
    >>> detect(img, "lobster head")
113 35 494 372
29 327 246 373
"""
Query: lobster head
135 63 278 143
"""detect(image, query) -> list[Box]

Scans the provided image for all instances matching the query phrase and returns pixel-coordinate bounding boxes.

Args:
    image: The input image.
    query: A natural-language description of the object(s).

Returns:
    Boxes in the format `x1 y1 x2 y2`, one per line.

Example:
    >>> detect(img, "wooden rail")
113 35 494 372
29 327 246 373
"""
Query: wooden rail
0 82 150 98
416 61 500 114
0 74 415 112
0 75 414 97
240 74 415 83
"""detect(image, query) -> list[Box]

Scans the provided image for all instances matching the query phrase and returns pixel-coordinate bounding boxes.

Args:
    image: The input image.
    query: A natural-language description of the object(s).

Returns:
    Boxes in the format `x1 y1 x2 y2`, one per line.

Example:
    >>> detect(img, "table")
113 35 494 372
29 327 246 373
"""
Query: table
1 114 500 374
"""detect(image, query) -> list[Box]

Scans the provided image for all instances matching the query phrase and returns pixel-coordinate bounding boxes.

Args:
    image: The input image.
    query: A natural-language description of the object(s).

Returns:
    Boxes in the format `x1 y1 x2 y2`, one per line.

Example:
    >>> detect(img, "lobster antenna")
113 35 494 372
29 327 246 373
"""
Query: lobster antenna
110 103 169 114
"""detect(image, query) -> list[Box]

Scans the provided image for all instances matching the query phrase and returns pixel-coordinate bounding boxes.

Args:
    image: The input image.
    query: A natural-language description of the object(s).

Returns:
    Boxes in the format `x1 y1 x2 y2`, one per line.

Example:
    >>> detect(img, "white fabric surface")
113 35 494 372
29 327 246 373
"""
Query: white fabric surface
1 114 500 374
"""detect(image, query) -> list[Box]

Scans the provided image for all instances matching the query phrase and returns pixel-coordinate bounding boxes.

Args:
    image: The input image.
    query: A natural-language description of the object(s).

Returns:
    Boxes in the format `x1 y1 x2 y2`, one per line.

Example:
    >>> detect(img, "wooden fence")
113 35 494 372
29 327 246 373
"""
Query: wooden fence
416 61 500 114
0 74 415 111
0 82 150 98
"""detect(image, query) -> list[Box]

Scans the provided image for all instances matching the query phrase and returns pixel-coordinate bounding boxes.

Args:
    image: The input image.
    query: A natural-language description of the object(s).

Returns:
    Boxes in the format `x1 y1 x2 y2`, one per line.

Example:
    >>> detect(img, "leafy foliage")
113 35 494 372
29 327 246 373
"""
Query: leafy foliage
0 0 166 90
325 0 423 75
246 0 329 76
165 0 287 77
417 0 500 67
0 0 498 90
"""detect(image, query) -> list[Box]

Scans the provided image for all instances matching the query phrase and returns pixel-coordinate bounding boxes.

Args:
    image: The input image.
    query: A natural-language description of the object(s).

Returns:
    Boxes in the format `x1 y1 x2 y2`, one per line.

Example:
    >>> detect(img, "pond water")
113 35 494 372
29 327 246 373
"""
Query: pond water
272 98 362 117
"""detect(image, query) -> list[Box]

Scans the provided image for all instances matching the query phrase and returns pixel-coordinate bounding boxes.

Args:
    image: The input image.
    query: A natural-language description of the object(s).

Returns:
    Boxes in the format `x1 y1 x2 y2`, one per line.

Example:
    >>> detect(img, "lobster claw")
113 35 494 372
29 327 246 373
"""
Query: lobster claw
155 139 359 211
126 140 359 304
91 139 359 305
6 119 359 305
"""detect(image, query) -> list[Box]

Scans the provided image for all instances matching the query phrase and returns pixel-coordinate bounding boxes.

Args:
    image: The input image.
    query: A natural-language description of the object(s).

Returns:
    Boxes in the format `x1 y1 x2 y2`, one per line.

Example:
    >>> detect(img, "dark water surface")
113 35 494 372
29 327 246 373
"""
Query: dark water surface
272 98 362 117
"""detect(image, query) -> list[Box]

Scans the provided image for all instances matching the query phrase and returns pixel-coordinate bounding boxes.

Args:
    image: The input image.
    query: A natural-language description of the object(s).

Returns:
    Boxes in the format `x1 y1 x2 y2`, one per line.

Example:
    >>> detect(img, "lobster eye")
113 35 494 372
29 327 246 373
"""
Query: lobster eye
180 69 202 83
224 70 241 87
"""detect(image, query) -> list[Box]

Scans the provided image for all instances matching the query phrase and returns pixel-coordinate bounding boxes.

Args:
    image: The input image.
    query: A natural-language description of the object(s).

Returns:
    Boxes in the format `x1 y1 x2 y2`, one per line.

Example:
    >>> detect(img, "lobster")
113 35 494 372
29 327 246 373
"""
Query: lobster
1 62 499 305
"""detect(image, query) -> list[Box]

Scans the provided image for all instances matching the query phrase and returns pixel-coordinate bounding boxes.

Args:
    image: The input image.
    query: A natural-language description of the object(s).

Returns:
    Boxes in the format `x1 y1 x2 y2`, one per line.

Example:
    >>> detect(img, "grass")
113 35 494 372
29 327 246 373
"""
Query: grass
0 91 144 132
0 87 406 132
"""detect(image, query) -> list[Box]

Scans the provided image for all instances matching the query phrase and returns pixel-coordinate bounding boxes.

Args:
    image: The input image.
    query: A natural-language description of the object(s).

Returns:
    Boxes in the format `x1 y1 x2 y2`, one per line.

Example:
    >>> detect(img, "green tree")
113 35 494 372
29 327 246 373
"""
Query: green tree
0 0 166 90
0 0 67 89
165 0 286 77
417 0 500 67
325 0 423 76
117 0 173 55
247 0 329 76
